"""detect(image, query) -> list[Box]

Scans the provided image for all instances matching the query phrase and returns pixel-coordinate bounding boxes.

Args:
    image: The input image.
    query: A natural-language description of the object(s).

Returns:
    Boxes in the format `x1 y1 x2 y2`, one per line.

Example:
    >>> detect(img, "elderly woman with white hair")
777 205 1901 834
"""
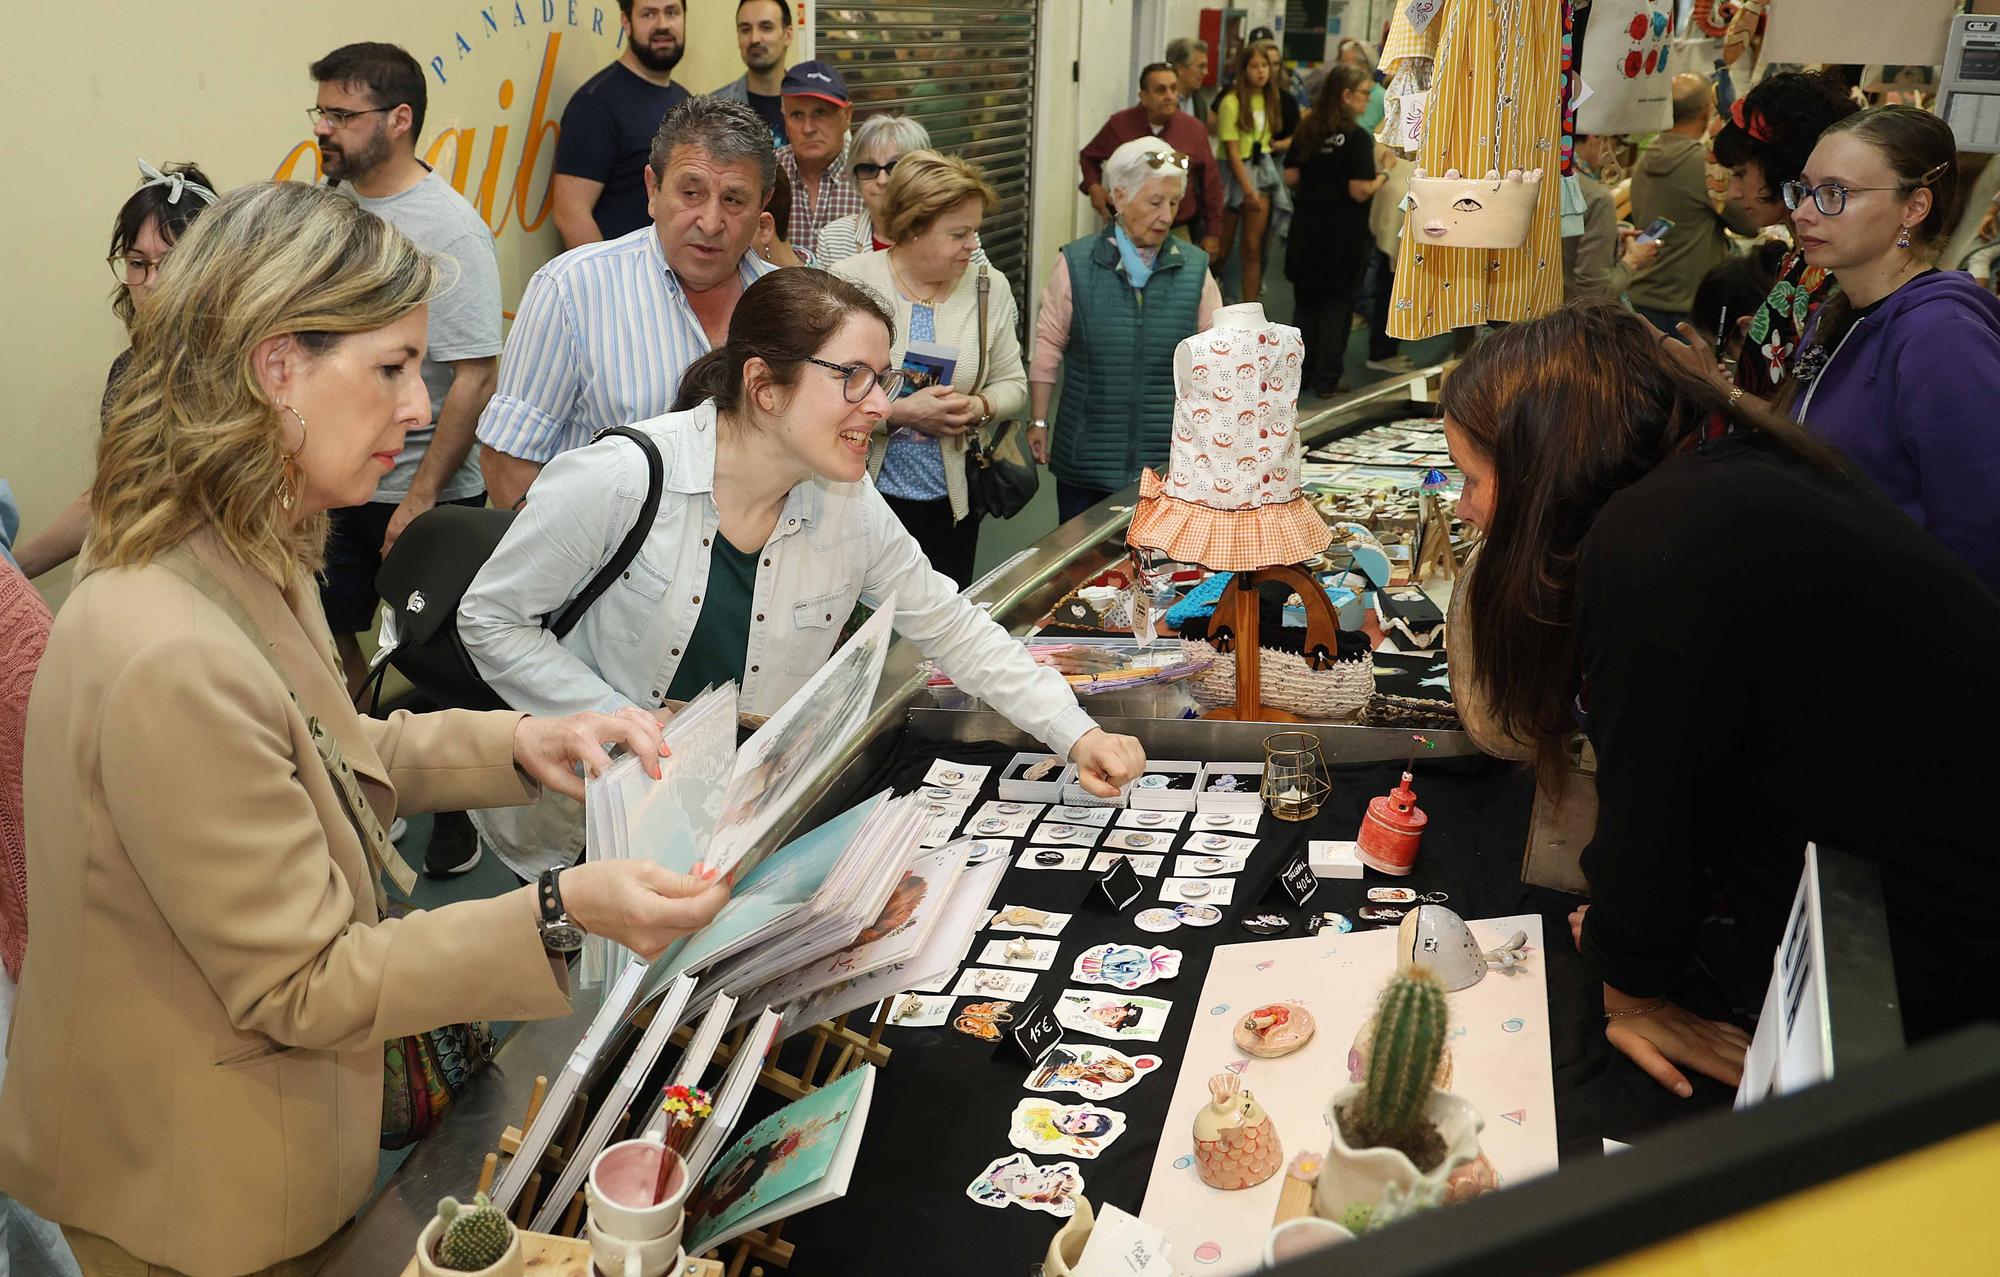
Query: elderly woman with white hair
815 113 988 269
1029 136 1223 523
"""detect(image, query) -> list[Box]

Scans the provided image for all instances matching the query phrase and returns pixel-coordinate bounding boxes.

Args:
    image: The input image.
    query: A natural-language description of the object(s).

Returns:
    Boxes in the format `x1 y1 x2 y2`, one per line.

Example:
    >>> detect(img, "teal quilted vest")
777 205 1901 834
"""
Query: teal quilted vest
1051 227 1208 493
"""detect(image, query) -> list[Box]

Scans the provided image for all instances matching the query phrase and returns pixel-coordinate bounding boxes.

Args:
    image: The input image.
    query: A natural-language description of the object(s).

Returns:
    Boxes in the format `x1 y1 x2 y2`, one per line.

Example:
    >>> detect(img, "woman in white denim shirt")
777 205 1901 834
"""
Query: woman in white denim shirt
460 270 1145 855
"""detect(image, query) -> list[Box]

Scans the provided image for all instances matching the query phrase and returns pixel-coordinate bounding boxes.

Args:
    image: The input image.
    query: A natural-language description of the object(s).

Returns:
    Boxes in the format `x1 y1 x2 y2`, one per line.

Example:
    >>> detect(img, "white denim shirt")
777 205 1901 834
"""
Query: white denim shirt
457 400 1099 759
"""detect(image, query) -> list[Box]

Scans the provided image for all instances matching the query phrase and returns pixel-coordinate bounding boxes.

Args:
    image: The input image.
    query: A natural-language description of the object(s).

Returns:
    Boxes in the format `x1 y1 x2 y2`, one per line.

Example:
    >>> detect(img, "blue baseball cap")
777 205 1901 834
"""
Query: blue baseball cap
781 60 850 107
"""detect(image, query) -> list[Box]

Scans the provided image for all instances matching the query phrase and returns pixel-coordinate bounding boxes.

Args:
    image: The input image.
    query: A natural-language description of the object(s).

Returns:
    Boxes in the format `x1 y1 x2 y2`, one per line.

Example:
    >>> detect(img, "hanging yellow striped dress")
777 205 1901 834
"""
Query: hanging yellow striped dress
1387 0 1565 341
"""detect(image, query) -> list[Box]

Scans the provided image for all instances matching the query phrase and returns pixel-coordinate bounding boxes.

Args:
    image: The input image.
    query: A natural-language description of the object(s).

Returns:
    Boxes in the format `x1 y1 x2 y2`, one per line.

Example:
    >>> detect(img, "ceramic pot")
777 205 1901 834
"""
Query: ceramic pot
1262 1216 1354 1267
1312 1084 1483 1233
414 1215 523 1277
1041 1196 1097 1276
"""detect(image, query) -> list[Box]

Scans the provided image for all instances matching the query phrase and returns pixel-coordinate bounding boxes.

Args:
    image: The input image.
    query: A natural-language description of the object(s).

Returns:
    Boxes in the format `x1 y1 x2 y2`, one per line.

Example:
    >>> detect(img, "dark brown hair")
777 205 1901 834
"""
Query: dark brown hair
1291 63 1370 165
1443 301 1842 782
672 268 894 418
1710 71 1858 201
108 162 218 328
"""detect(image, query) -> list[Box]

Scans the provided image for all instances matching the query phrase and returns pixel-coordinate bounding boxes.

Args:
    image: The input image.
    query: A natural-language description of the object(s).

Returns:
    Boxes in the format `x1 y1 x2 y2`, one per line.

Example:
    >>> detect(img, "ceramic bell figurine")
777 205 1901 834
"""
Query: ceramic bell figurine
1396 905 1531 992
1193 1073 1283 1190
1233 1002 1316 1059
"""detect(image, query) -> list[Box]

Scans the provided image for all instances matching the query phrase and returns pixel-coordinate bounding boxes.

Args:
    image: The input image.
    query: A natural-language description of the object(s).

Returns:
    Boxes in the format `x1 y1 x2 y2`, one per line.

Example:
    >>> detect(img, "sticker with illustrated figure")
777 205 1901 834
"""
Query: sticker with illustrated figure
1055 989 1173 1042
1089 851 1164 878
1025 1043 1163 1101
1071 943 1182 990
952 999 1015 1041
1008 1098 1129 1160
965 1152 1085 1217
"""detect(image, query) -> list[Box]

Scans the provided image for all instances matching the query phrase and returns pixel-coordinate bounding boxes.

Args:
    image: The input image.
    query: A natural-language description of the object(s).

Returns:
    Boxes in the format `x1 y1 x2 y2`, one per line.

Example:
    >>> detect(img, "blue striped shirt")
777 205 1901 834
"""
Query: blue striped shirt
476 227 776 463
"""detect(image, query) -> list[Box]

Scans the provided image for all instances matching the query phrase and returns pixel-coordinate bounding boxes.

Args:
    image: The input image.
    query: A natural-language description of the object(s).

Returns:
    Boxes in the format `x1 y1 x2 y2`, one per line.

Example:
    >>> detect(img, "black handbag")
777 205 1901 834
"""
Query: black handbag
368 425 664 710
963 265 1040 519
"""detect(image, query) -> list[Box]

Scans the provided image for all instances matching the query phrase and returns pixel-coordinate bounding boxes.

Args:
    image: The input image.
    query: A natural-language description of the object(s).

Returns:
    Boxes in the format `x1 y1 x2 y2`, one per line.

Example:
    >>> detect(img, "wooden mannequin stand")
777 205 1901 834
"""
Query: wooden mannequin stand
1199 564 1347 722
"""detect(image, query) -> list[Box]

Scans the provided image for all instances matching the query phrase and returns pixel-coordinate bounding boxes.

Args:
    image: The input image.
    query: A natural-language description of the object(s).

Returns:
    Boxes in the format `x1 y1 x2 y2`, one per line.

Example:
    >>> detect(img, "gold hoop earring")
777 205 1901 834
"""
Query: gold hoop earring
278 404 308 511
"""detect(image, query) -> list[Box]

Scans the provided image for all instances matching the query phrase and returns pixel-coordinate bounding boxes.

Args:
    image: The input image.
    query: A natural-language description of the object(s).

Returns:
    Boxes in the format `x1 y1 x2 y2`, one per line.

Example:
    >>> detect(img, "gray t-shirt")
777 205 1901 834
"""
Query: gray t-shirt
343 170 502 502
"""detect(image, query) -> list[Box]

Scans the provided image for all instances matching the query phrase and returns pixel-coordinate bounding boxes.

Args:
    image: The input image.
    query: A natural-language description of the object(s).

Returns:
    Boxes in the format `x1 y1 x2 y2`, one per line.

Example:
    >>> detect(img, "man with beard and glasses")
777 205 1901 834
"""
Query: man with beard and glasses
713 0 791 147
309 42 503 877
552 0 691 247
476 97 779 512
775 61 863 264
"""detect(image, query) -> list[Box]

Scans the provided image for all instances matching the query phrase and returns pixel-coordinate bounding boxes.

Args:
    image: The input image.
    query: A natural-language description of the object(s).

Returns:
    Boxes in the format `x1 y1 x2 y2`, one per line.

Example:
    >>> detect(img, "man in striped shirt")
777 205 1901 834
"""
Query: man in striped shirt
478 97 780 510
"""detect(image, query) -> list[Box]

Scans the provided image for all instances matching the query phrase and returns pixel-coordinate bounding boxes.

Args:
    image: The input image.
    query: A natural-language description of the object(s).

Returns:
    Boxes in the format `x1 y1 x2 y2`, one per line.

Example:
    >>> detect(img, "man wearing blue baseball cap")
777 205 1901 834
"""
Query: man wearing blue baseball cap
774 59 863 262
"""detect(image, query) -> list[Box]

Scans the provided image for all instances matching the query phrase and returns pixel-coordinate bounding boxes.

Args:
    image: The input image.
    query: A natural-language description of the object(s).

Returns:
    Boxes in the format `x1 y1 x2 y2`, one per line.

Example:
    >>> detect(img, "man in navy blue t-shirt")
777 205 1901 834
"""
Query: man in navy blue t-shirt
552 0 691 247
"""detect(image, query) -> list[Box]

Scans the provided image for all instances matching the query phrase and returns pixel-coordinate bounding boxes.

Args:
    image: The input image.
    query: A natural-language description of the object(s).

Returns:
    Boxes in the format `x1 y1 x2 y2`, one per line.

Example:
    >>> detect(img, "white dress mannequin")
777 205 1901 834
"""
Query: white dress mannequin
1175 302 1269 391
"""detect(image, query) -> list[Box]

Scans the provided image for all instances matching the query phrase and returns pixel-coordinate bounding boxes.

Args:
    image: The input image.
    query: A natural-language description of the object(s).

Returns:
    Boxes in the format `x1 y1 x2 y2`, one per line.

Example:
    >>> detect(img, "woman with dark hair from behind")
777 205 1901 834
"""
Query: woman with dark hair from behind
1444 300 2000 1099
1687 239 1787 374
460 269 1147 822
12 160 218 580
1282 63 1389 397
1708 72 1858 397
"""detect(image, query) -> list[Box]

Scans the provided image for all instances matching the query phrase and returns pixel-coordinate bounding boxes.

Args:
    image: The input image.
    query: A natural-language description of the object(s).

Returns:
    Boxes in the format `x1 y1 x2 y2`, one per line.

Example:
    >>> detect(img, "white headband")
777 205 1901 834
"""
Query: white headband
136 157 217 207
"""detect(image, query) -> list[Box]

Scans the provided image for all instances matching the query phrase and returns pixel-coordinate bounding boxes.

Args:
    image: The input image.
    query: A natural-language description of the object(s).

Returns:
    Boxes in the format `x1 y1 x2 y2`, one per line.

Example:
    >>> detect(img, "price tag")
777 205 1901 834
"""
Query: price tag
1405 0 1442 35
994 996 1064 1065
1277 851 1320 908
1096 854 1145 911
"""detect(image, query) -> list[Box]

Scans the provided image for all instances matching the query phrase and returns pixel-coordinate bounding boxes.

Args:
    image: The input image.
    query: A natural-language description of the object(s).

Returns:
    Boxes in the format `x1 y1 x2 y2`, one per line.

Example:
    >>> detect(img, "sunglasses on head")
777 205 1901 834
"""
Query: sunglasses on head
1142 150 1191 171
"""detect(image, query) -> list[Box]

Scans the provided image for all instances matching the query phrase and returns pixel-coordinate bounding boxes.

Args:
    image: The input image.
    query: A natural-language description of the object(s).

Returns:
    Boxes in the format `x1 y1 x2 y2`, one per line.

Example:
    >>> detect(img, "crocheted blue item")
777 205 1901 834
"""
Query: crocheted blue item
1164 572 1234 627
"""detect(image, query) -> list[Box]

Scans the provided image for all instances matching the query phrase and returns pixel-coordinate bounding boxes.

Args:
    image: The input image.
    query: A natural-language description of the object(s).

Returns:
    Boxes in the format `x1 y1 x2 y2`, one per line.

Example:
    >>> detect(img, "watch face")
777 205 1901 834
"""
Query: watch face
542 922 586 953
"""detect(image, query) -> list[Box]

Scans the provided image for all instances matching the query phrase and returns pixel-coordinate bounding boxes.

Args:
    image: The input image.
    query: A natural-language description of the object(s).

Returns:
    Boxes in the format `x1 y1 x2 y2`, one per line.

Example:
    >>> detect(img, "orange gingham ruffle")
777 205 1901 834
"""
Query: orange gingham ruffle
1126 470 1333 571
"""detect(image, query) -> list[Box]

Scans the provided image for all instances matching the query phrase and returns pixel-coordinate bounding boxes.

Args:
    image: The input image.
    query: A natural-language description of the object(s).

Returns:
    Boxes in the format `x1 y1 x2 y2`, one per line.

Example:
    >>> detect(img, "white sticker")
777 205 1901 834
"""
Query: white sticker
1405 0 1442 35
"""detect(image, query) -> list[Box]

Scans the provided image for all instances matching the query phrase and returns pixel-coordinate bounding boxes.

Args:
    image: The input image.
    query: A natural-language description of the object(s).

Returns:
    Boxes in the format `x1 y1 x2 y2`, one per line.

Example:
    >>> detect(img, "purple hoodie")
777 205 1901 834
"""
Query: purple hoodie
1794 270 2000 593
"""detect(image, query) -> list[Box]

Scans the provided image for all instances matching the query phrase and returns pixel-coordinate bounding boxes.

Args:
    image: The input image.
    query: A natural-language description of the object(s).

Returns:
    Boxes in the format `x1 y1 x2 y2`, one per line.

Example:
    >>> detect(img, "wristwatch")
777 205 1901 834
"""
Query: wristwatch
536 867 586 954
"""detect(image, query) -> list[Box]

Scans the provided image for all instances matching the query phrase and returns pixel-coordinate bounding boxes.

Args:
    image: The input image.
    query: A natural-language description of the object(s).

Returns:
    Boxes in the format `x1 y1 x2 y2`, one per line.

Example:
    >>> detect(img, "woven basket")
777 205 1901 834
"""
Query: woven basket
1183 638 1375 720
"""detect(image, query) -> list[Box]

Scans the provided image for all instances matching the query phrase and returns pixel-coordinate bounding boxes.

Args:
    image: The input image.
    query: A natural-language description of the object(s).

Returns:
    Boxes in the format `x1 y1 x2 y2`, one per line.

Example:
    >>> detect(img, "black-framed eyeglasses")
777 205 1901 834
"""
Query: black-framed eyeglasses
1780 180 1904 216
803 356 909 402
852 157 901 181
1142 150 1192 172
307 105 395 129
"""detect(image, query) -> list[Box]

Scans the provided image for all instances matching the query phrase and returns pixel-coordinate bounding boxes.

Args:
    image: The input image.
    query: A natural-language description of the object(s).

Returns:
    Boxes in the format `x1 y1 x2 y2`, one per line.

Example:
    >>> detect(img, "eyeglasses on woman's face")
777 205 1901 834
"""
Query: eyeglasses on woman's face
852 156 901 182
803 356 909 402
109 254 164 285
1780 179 1906 216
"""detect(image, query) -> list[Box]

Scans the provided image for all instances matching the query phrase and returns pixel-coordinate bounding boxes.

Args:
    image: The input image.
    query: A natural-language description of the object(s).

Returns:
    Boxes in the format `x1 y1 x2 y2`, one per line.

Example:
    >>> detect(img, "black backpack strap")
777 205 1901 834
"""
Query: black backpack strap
548 424 666 639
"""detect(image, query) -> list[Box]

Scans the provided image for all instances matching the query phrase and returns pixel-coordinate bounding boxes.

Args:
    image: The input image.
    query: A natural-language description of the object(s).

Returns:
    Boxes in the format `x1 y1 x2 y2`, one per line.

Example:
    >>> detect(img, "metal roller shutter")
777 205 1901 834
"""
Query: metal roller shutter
815 2 1039 319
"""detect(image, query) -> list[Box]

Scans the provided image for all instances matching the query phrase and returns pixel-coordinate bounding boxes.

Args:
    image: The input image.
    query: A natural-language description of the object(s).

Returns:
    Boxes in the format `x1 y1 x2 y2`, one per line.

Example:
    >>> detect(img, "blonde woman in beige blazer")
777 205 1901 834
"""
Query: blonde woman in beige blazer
0 184 729 1277
831 150 1028 588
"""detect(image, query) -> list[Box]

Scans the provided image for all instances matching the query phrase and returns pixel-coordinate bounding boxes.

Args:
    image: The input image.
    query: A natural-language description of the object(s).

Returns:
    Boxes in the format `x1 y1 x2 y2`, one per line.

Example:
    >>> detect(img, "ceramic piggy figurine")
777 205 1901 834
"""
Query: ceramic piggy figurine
1193 1073 1283 1190
1404 167 1545 250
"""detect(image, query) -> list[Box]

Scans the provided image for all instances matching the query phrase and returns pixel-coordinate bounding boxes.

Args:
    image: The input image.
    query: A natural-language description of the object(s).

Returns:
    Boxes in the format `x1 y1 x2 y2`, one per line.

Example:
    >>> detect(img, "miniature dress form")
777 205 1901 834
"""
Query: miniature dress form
1127 303 1330 571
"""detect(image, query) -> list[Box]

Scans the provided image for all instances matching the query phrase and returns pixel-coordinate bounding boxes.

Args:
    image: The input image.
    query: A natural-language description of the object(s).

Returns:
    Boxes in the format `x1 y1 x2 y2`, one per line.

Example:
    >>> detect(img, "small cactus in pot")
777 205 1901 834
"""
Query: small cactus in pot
433 1193 515 1272
1342 971 1450 1170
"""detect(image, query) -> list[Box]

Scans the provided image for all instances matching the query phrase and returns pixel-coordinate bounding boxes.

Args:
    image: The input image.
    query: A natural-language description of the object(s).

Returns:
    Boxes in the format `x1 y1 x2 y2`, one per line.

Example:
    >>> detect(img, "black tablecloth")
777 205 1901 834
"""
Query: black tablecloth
767 735 1736 1275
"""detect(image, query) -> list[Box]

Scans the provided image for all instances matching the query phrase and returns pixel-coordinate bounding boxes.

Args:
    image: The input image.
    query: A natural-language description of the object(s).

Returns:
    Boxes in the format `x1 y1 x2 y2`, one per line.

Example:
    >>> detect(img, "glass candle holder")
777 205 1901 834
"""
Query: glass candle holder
1261 731 1331 822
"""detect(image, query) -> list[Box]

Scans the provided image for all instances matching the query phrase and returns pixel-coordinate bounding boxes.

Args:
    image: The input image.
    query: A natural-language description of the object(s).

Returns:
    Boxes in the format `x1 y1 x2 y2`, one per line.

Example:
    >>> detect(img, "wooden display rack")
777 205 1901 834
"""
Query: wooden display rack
1199 564 1347 723
481 1002 895 1275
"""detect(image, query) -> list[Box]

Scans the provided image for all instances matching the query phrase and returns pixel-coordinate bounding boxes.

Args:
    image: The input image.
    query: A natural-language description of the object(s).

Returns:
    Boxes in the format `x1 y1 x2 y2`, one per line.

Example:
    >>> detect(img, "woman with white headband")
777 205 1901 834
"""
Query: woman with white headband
12 160 219 580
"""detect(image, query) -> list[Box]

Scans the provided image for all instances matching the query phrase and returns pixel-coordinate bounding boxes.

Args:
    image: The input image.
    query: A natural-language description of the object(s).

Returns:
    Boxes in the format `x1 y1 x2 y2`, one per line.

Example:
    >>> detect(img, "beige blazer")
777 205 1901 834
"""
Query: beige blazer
0 531 572 1276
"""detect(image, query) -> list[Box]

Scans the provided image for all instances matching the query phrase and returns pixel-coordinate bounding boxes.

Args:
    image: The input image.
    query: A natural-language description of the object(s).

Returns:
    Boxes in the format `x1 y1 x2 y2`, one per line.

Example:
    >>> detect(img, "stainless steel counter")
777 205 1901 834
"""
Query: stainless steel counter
322 370 1449 1274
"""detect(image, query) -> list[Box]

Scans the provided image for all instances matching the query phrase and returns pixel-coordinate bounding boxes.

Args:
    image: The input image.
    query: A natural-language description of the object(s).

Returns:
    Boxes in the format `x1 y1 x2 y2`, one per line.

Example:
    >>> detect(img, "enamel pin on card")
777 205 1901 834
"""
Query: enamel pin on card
1048 804 1116 828
1026 1043 1163 1101
1161 877 1236 905
1019 846 1091 871
923 760 990 793
1089 851 1164 878
987 904 1072 935
965 1152 1085 1217
977 935 1060 971
953 967 1039 1000
1055 990 1172 1042
1118 808 1189 831
1174 853 1247 878
1071 943 1182 990
1035 821 1104 848
1008 1098 1129 1160
968 802 1040 839
1191 811 1260 835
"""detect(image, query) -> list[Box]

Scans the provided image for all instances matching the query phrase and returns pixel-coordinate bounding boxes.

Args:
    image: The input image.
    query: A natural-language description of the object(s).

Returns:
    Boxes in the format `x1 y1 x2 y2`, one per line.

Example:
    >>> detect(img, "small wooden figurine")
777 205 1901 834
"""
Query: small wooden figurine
1193 1073 1283 1191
